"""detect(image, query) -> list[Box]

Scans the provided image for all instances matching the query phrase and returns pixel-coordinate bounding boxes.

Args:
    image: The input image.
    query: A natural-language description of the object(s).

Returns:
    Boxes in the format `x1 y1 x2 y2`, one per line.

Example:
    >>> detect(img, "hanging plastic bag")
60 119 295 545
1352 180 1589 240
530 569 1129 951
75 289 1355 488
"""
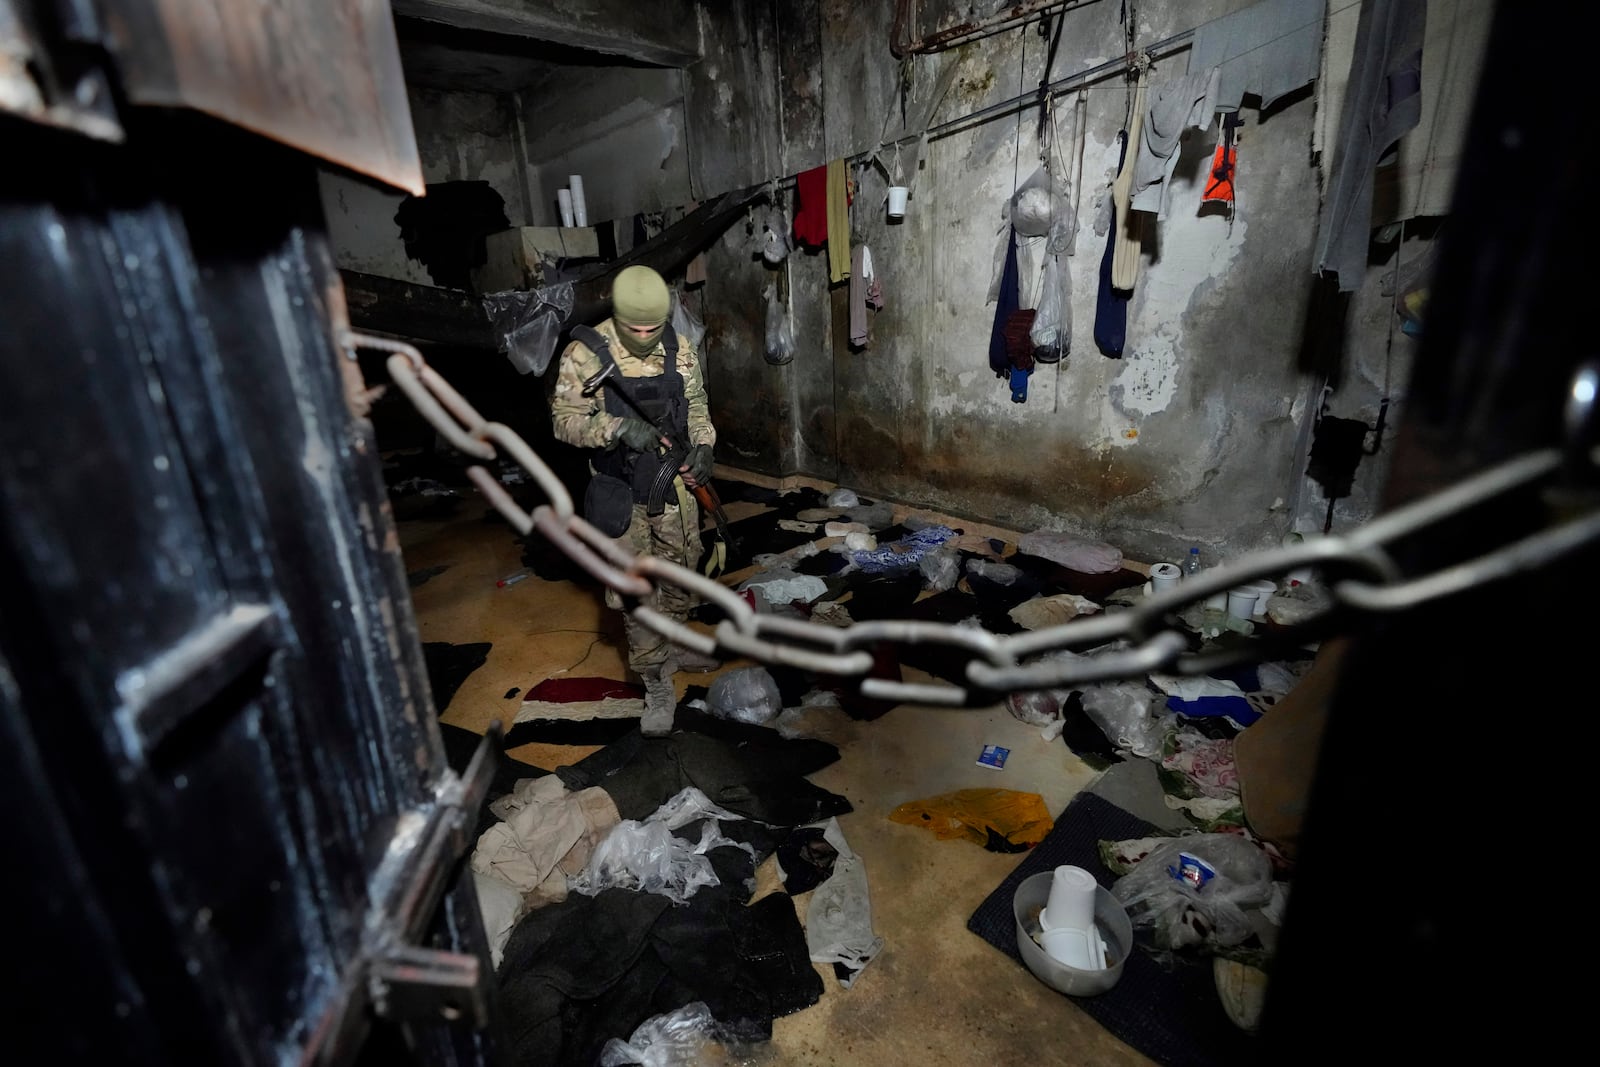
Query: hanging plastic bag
482 281 575 376
1006 165 1073 239
1111 834 1275 951
760 202 793 265
763 282 795 364
1031 248 1072 361
669 289 706 350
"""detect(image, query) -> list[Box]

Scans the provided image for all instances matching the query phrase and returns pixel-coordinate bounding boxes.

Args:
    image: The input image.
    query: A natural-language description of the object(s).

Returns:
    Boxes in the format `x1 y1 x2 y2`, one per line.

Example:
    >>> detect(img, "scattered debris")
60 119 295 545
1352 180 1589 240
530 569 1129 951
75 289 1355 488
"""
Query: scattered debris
804 818 885 988
407 564 450 588
706 666 783 725
889 788 1053 852
1015 529 1123 573
826 487 860 508
422 641 492 714
1007 592 1101 629
976 744 1010 769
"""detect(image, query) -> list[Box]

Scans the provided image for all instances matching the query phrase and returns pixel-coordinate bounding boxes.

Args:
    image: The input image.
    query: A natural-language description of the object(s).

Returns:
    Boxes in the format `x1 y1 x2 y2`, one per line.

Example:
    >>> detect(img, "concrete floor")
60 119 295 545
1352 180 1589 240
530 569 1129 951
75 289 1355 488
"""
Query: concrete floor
401 486 1156 1066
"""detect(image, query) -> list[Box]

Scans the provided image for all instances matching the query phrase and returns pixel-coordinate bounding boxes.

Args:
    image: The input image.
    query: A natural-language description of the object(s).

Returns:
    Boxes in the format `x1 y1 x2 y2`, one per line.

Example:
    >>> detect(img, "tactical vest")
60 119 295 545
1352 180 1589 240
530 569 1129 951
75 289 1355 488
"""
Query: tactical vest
576 323 689 514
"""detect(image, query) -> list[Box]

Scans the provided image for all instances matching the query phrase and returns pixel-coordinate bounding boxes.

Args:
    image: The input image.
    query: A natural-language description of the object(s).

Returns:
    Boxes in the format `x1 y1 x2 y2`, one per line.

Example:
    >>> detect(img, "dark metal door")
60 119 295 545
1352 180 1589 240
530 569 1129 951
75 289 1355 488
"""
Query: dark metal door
0 110 500 1064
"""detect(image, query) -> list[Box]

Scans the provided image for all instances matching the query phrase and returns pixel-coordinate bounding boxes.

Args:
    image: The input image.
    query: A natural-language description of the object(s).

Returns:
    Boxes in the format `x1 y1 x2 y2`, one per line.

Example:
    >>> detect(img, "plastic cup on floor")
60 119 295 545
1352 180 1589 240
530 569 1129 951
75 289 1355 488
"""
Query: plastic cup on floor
1041 865 1097 933
1149 562 1182 593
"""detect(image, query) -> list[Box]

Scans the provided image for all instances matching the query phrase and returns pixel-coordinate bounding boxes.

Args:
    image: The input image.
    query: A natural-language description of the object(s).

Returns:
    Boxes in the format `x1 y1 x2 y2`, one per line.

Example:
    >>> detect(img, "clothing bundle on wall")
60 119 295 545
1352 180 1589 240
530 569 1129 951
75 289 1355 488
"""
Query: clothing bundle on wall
742 0 1468 402
986 163 1075 403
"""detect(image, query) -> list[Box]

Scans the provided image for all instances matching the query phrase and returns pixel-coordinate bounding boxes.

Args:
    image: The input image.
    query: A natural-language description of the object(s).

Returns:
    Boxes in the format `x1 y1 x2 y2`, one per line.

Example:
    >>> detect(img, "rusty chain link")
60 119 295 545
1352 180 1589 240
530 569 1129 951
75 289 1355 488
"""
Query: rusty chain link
355 334 1600 707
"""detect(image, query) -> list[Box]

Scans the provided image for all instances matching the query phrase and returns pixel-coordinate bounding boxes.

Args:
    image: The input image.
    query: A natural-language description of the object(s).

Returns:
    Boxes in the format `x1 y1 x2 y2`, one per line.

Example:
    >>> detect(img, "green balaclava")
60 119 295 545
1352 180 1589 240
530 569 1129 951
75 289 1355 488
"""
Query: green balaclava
611 265 671 357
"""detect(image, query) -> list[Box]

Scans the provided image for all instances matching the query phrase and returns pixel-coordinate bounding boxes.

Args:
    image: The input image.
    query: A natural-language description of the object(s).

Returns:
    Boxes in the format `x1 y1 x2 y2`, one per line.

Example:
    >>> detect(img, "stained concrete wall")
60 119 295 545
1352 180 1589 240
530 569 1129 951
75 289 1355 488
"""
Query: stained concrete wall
684 0 1424 563
319 84 527 284
516 66 692 227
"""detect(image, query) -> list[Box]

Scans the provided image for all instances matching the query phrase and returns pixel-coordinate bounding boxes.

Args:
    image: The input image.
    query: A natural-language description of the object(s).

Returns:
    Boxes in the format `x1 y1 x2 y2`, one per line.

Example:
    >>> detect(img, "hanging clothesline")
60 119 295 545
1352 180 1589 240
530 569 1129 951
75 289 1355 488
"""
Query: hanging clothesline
765 27 1193 197
761 0 1362 195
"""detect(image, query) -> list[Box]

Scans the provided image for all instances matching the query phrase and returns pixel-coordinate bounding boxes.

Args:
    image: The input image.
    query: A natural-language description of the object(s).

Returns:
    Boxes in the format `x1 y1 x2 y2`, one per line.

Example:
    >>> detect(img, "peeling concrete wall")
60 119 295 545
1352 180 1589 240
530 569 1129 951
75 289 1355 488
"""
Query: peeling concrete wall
319 85 526 283
516 67 692 226
683 0 1431 563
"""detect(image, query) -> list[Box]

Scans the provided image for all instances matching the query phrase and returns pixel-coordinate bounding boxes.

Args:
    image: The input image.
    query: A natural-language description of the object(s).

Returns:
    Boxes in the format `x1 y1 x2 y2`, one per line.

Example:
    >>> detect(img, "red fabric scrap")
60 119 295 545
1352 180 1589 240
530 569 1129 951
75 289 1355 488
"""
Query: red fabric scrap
523 677 643 703
793 165 829 247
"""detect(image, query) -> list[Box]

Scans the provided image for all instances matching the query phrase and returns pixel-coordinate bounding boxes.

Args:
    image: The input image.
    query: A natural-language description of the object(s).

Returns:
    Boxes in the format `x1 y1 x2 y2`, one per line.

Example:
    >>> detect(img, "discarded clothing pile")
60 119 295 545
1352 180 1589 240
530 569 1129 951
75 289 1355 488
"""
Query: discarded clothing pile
481 722 858 1065
499 847 820 1066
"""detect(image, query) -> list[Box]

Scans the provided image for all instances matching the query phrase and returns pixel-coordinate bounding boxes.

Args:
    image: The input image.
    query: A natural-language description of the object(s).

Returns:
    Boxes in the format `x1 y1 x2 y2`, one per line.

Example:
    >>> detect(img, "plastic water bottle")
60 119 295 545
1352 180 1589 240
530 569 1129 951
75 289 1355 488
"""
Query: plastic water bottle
1184 547 1202 577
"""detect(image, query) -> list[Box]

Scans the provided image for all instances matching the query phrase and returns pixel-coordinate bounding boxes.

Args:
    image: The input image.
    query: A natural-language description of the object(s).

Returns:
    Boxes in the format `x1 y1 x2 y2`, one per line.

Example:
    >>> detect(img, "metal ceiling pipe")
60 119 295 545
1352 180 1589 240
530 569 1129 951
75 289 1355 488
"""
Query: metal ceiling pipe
891 0 1105 57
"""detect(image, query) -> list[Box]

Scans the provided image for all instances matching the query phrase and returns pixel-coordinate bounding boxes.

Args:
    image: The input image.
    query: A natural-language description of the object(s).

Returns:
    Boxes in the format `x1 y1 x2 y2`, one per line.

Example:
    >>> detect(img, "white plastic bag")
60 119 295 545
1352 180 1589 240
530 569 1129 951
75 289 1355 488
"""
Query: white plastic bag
918 543 961 592
763 283 795 364
826 487 860 508
754 202 793 265
1080 682 1169 757
1007 165 1073 238
706 666 784 725
1111 834 1275 951
570 788 754 904
600 1002 723 1067
669 290 706 350
1031 251 1072 357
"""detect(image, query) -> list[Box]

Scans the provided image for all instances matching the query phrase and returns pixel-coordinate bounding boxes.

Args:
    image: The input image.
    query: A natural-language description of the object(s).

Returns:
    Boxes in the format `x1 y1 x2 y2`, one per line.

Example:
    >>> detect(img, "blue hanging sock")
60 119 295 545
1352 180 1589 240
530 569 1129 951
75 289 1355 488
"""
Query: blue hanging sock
1094 130 1130 358
1010 366 1031 403
989 225 1021 378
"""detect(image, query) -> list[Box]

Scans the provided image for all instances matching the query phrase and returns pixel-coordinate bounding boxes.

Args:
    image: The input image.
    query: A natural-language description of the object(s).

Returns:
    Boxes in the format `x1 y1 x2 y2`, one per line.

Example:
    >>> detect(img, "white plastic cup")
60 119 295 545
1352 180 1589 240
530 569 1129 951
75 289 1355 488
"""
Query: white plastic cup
557 188 575 228
887 186 909 217
1149 562 1182 593
569 175 588 226
1245 579 1278 617
1042 865 1097 933
1227 587 1258 620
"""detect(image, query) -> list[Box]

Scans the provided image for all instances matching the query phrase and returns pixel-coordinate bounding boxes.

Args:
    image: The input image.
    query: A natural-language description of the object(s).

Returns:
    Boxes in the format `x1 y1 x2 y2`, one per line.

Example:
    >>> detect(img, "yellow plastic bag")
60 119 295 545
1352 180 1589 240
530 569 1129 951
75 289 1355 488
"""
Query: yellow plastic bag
888 788 1054 851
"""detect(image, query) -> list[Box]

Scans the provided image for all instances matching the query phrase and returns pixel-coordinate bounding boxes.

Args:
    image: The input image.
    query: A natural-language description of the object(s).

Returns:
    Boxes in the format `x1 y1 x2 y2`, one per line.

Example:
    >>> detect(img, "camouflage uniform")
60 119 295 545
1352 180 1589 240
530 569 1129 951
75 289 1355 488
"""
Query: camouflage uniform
551 318 715 676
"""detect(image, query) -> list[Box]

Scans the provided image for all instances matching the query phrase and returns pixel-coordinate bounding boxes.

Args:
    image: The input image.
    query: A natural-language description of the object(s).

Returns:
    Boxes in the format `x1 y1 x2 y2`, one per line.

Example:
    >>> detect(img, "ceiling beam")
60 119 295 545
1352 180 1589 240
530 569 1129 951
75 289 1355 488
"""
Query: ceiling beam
391 0 701 68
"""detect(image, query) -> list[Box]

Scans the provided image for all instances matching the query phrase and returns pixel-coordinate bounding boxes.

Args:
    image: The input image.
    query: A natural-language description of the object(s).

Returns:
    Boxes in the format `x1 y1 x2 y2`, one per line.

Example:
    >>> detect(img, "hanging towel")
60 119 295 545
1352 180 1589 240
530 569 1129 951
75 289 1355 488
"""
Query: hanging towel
1188 0 1327 113
1109 74 1147 290
1095 131 1132 358
793 165 829 247
848 244 883 347
1131 68 1219 218
1313 0 1425 291
826 158 851 284
989 227 1020 378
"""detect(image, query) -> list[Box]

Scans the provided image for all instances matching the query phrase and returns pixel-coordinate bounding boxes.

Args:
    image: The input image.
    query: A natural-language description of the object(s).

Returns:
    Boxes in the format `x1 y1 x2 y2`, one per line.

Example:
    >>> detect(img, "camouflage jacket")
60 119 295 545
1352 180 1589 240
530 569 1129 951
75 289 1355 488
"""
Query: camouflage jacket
550 318 715 450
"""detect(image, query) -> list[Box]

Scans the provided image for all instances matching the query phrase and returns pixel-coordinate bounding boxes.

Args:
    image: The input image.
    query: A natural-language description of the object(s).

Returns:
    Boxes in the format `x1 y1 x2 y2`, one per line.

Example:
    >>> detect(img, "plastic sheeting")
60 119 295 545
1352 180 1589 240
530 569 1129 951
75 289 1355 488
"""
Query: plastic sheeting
483 282 575 375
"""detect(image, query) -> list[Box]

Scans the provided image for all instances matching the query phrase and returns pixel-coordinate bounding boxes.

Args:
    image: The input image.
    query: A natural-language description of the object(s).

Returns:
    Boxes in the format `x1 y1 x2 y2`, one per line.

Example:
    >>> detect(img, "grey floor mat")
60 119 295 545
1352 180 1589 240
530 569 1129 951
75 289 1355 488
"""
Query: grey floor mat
965 791 1262 1067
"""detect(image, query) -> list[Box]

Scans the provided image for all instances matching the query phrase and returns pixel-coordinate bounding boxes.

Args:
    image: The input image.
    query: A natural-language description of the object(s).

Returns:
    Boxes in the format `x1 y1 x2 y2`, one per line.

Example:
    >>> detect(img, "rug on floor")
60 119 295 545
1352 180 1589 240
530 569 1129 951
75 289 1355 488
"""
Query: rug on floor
966 791 1262 1067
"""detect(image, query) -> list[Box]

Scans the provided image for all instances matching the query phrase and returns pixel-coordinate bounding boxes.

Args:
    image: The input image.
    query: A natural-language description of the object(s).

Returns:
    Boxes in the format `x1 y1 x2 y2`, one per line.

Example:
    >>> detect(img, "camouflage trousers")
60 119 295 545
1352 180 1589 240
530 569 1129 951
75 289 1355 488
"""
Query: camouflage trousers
603 496 702 675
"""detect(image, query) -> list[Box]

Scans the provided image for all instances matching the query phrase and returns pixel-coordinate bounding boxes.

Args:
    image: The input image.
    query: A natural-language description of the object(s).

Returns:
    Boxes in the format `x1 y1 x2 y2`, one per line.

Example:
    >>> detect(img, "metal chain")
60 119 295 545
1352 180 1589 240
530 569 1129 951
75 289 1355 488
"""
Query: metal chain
356 333 1600 707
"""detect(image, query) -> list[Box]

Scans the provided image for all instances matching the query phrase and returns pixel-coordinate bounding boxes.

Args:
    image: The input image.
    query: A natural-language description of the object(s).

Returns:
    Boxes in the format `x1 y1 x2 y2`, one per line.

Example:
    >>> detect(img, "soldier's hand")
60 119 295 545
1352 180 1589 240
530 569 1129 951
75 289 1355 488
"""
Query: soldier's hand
614 418 659 452
681 443 714 486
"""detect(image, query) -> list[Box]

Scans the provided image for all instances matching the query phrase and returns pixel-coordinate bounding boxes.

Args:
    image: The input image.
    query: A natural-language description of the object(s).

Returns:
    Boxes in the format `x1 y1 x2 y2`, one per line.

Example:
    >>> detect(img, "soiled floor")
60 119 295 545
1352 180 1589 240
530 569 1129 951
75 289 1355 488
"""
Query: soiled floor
399 474 1155 1066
